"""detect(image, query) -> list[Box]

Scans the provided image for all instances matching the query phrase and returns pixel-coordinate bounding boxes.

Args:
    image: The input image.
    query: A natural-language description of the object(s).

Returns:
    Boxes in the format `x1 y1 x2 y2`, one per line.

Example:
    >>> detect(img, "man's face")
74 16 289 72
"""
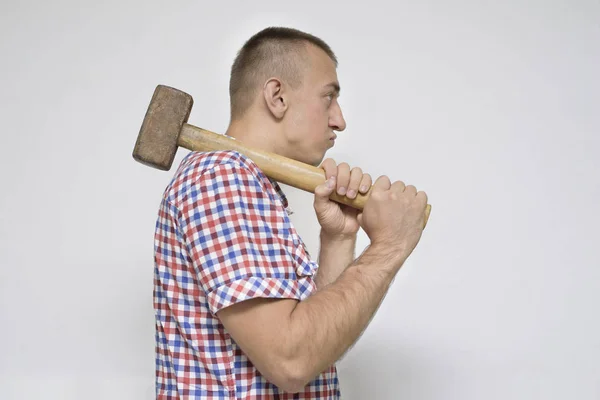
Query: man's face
283 45 346 166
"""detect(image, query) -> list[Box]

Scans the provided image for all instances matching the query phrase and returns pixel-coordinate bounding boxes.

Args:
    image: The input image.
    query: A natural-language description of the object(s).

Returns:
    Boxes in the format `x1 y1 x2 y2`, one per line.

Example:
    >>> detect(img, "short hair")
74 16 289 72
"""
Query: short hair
229 27 337 120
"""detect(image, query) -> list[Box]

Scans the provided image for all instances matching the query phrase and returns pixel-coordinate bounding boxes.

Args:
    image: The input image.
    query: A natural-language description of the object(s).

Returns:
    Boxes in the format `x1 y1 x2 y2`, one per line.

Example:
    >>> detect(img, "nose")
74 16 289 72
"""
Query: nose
329 101 346 132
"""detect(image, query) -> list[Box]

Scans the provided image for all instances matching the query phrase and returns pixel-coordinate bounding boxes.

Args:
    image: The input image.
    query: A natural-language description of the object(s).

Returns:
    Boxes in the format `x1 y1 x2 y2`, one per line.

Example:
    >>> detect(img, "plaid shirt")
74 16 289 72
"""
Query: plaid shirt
153 150 340 399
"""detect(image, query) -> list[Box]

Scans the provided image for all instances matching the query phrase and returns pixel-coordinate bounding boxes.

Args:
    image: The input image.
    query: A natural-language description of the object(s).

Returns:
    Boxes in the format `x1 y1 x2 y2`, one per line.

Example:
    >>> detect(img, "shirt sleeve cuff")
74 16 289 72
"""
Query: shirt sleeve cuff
206 276 313 315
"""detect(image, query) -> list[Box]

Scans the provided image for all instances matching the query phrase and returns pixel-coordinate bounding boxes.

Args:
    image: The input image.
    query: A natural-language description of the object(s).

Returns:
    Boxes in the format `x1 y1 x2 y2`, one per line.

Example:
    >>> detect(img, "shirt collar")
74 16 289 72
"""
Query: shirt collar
223 134 293 215
268 177 294 215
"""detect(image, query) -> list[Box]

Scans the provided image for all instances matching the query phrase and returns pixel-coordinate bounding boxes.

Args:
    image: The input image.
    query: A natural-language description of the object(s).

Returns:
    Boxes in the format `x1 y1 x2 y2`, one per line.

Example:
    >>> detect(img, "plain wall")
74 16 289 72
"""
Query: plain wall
1 0 599 398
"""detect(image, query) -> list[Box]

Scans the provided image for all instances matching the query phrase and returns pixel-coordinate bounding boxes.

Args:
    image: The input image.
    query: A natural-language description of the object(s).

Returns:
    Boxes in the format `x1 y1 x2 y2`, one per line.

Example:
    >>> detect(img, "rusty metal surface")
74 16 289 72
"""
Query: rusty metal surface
132 85 193 170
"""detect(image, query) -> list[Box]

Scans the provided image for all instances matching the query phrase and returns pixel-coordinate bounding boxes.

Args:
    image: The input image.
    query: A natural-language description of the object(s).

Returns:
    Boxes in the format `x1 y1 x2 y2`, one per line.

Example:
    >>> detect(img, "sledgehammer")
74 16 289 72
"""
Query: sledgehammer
132 85 431 227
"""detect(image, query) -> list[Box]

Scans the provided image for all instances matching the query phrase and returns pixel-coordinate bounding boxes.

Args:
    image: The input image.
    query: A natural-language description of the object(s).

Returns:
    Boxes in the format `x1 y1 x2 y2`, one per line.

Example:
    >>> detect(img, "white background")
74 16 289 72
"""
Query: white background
1 0 599 399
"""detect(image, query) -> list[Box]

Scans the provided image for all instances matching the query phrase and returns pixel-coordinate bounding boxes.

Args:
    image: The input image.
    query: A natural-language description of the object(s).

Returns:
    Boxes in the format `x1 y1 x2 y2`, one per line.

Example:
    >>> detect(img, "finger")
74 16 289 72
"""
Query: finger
359 173 372 194
372 175 391 192
404 184 417 196
313 175 336 207
416 191 428 223
346 167 363 199
336 162 351 196
416 191 428 205
391 180 406 193
319 158 337 180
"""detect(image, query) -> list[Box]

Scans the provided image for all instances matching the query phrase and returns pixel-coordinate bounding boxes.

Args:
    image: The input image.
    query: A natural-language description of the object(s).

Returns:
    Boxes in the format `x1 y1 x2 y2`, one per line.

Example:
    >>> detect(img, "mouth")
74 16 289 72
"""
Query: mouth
330 134 337 141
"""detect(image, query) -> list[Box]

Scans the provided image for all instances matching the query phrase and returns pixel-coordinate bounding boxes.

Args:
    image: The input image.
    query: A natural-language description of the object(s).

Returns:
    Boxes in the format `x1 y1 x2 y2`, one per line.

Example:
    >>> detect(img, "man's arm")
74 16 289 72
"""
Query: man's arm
217 242 405 393
315 230 356 289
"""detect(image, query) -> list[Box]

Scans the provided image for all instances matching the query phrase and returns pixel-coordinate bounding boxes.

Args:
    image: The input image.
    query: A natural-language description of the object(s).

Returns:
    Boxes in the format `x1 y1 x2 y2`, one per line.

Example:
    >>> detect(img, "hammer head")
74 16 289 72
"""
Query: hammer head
132 85 193 170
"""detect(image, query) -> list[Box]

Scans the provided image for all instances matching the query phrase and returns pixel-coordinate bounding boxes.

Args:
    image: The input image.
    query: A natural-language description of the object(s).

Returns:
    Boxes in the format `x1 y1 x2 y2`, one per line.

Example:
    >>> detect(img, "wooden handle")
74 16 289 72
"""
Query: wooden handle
179 124 431 228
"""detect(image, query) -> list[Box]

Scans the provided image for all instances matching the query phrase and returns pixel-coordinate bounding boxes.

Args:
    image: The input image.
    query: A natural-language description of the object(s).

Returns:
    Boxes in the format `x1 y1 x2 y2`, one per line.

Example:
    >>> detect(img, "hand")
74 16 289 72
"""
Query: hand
358 175 428 260
313 158 372 238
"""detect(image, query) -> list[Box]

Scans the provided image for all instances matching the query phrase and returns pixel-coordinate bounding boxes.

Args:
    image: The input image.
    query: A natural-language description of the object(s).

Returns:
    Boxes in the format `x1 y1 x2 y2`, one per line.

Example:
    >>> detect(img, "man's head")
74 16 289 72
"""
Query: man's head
228 27 346 166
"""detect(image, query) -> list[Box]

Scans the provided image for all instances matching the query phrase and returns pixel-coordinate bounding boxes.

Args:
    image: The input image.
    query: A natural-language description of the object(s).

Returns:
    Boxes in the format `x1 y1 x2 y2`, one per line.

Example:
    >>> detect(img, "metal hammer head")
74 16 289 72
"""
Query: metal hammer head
132 85 193 170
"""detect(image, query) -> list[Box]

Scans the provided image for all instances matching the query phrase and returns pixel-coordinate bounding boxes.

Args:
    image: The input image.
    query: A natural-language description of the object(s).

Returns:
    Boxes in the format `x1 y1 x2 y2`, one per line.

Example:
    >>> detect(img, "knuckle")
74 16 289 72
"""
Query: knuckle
320 158 332 168
372 191 386 201
373 175 391 190
391 181 405 191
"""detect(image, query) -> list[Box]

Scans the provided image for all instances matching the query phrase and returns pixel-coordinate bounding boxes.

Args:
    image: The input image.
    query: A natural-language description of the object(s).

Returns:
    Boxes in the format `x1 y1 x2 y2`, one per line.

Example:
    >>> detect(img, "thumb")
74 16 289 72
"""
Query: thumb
314 176 336 208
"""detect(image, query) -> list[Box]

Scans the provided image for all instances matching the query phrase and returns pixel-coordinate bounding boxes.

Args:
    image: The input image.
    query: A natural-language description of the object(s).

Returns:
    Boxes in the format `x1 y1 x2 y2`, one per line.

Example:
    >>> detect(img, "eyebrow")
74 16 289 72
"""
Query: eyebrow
325 82 341 95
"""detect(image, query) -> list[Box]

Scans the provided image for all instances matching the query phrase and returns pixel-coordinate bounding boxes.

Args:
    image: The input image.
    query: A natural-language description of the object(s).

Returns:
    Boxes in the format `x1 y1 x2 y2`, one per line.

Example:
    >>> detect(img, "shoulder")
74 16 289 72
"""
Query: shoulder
164 150 270 206
182 150 259 173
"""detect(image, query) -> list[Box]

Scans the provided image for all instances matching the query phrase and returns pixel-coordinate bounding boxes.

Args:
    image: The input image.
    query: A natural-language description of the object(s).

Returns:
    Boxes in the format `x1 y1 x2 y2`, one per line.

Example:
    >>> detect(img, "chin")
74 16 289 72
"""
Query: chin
310 153 326 167
294 148 326 167
296 154 320 167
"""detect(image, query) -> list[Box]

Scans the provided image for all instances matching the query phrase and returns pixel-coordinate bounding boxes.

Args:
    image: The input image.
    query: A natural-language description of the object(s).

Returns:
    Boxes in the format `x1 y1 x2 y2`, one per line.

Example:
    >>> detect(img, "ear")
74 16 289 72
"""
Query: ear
263 78 288 119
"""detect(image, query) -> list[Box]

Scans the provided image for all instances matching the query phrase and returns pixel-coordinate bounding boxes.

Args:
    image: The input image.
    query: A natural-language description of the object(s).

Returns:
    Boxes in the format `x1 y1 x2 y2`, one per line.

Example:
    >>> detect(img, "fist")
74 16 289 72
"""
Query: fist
357 176 428 259
320 158 372 200
313 158 372 237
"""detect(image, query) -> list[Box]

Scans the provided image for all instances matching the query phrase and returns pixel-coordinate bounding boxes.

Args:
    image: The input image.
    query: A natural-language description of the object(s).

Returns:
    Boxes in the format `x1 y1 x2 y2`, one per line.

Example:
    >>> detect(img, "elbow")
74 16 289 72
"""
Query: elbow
260 351 309 393
274 358 310 394
261 306 313 393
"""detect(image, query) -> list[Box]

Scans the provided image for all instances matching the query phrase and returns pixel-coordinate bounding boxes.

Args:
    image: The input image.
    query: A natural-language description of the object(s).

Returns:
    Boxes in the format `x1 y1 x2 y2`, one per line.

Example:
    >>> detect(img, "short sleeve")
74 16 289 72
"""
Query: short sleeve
177 161 314 315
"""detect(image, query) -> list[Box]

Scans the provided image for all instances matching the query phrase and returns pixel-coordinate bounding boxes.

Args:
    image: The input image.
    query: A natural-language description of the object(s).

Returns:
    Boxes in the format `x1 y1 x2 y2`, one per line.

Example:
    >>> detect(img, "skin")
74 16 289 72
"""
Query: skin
220 42 428 393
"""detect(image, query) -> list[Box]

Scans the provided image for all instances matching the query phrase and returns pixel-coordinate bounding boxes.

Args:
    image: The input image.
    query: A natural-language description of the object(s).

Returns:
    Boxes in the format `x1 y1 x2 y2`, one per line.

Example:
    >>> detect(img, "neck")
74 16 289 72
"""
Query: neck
225 115 285 156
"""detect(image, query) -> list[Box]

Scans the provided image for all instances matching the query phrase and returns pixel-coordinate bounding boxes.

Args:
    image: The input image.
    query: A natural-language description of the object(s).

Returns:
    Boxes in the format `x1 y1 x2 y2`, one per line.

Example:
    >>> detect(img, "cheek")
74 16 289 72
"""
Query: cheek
307 102 329 125
288 101 328 144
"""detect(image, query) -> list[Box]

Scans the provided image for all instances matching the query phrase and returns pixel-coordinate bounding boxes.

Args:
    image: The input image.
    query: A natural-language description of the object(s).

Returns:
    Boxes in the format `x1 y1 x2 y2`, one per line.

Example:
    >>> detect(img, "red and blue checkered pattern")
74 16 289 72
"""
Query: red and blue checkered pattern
153 150 340 399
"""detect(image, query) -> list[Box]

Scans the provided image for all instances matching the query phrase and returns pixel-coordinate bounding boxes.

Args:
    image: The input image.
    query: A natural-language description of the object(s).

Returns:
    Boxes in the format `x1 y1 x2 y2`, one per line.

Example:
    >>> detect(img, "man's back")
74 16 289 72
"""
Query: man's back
153 150 340 399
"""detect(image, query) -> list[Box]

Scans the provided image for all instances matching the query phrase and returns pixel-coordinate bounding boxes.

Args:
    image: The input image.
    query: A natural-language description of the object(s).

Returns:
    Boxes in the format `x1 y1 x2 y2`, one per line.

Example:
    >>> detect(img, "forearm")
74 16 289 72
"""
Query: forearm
315 230 356 289
288 243 406 387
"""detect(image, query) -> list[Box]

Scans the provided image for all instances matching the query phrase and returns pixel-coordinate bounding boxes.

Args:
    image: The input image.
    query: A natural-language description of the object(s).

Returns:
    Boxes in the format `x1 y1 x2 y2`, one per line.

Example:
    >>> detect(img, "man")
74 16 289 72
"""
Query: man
153 27 428 399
